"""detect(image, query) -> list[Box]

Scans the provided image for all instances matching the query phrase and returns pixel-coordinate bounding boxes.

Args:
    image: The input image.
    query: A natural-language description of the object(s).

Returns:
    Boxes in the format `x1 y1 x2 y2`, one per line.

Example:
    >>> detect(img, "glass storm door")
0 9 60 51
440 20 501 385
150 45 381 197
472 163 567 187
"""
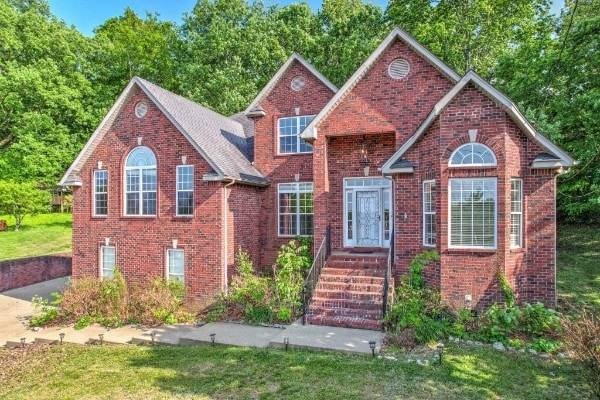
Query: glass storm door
344 178 392 248
356 190 381 246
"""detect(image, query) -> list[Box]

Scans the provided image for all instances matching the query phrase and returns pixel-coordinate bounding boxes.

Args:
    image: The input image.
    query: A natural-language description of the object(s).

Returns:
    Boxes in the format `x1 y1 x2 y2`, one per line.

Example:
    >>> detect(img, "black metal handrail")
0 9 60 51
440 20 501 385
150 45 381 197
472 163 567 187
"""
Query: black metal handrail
382 228 394 328
302 225 331 325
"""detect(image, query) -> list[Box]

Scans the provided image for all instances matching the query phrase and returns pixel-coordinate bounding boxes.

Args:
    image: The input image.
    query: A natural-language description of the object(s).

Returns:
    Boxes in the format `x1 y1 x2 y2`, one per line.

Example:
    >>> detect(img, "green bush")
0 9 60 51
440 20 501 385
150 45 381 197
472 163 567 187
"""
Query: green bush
30 292 61 326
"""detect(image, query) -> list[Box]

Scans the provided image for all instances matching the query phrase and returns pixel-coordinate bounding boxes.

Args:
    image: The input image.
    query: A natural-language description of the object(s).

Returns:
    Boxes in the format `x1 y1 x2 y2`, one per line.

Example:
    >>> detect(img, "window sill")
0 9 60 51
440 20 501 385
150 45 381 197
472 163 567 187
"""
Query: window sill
275 153 313 158
446 247 498 254
92 215 108 219
510 247 525 253
120 215 157 219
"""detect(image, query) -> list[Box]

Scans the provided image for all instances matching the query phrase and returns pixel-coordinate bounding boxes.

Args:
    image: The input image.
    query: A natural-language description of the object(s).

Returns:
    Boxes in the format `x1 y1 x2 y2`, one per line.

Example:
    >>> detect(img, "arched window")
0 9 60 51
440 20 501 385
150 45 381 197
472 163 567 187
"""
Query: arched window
449 143 497 166
124 146 157 215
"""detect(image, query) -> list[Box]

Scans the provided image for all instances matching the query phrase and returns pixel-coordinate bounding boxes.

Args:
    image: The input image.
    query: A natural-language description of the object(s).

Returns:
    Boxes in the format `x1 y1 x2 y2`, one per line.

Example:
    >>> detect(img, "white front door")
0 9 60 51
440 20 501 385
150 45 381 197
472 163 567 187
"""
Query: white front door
344 178 392 248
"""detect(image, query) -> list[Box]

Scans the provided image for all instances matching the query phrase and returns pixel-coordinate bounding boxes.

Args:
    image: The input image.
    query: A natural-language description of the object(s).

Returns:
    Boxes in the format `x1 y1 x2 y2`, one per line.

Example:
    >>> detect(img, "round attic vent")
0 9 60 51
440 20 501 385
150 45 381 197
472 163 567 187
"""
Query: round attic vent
388 58 410 80
291 75 306 91
135 102 148 118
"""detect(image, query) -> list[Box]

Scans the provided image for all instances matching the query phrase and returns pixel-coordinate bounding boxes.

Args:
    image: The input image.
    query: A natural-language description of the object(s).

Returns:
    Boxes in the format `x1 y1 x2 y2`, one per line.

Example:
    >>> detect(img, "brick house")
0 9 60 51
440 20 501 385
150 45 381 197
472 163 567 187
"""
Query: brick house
60 28 574 330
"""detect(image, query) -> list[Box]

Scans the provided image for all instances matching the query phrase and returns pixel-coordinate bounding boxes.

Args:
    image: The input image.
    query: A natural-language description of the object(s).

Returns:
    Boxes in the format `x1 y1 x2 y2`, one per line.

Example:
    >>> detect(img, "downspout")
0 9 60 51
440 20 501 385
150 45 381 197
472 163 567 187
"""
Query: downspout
223 179 236 295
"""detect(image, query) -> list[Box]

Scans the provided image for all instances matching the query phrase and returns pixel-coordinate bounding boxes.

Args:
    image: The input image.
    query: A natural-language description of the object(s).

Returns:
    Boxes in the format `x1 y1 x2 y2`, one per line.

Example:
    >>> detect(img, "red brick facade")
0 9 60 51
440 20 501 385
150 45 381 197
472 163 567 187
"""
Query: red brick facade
68 31 566 312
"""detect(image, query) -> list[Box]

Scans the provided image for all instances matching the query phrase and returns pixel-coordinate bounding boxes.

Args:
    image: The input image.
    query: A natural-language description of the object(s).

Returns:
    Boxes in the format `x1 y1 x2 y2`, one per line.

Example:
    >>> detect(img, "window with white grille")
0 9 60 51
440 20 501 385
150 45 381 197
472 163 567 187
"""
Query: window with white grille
423 180 436 246
510 179 523 248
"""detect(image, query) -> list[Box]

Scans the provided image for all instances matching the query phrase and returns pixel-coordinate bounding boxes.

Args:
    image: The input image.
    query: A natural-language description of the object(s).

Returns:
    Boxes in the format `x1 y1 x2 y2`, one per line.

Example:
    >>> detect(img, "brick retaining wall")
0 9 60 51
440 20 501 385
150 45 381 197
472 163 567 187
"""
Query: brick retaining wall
0 253 72 292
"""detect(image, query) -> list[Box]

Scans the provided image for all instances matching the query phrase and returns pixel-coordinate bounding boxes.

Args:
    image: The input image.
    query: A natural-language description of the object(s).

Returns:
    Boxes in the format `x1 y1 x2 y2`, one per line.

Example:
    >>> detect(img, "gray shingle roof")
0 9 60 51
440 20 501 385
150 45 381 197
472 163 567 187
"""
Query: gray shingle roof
138 78 268 185
390 158 413 169
533 152 561 161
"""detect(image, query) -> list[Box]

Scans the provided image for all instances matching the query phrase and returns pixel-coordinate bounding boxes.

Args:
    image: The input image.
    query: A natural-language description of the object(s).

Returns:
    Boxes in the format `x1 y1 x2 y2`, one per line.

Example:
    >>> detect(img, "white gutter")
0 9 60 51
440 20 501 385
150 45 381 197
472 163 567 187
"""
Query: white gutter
222 179 236 294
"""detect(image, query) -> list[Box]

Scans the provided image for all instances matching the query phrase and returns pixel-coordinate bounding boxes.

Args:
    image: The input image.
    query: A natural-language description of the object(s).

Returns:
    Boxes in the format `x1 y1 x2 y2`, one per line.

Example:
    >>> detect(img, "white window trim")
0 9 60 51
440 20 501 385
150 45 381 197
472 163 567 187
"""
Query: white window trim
510 178 523 248
277 115 315 155
100 245 116 279
93 169 108 217
124 147 157 216
277 182 314 237
449 143 497 167
343 177 393 248
422 180 436 247
448 177 498 250
176 165 194 217
166 248 185 283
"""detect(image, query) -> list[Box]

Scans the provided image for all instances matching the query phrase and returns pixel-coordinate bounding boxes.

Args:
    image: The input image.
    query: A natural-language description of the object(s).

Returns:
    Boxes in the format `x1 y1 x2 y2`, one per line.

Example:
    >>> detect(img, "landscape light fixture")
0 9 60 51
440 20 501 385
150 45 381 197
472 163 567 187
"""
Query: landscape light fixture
210 333 216 346
150 332 157 345
20 338 26 348
98 333 104 345
59 333 65 344
369 341 376 357
284 337 290 351
437 342 444 365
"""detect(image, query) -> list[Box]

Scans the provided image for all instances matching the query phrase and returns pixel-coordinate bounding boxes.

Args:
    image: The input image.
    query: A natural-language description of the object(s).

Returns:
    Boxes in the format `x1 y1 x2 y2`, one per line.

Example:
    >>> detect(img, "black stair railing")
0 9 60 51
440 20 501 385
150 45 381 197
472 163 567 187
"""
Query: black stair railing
302 225 331 325
382 228 394 330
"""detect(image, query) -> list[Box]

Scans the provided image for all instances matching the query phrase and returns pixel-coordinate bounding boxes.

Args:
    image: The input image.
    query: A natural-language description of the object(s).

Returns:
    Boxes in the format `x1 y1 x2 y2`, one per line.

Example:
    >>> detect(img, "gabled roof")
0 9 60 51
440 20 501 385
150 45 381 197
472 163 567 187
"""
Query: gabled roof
300 27 461 141
60 77 269 187
243 53 338 116
381 71 577 174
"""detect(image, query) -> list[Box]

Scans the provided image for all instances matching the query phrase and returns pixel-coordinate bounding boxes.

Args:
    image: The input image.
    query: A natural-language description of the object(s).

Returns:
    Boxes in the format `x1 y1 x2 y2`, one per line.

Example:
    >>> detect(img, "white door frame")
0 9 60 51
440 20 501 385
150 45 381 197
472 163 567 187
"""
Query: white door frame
343 177 392 248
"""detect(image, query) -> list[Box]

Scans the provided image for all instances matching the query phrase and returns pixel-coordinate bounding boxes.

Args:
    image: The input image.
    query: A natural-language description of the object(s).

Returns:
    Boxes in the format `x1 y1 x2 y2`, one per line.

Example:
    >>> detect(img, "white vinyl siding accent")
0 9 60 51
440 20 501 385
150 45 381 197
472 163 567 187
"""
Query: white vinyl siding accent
100 246 115 278
124 146 157 216
510 179 523 248
423 180 436 246
278 116 314 154
167 249 184 283
176 165 194 216
449 178 497 249
93 170 108 216
278 182 313 236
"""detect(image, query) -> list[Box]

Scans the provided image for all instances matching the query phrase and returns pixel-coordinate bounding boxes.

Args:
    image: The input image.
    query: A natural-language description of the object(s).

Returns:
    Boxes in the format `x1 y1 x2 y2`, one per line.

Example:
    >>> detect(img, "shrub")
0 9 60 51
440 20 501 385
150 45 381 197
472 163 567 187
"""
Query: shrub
273 239 312 321
384 251 450 343
561 310 600 398
30 293 61 326
36 268 193 328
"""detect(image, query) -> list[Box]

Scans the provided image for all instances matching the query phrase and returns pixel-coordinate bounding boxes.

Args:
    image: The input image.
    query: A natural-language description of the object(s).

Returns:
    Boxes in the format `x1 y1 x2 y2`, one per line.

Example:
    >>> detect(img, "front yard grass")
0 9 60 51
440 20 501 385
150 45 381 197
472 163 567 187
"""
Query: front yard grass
0 213 72 261
0 343 590 399
557 224 600 314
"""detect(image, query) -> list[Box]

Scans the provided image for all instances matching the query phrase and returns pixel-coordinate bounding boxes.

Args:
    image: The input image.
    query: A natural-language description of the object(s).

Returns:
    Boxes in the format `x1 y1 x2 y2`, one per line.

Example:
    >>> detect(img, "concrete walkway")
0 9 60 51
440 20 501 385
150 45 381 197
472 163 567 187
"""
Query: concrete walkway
0 278 385 354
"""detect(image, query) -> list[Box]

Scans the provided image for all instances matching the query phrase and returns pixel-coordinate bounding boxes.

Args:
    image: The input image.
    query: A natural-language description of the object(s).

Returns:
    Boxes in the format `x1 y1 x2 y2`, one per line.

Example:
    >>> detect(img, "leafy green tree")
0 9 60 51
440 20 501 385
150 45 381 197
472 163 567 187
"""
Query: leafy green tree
0 0 98 184
0 181 49 230
386 0 553 76
91 7 180 101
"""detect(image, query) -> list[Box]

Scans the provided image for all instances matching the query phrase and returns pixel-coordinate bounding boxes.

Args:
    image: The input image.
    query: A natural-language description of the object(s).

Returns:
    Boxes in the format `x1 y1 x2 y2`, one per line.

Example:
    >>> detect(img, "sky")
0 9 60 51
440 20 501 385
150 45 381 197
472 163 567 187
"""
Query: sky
48 0 565 37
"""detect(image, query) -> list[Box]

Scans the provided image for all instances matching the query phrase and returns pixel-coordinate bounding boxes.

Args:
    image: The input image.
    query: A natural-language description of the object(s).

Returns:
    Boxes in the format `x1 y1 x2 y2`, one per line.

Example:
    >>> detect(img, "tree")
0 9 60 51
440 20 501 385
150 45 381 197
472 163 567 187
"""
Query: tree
0 181 49 230
91 8 180 101
386 0 553 77
0 0 99 185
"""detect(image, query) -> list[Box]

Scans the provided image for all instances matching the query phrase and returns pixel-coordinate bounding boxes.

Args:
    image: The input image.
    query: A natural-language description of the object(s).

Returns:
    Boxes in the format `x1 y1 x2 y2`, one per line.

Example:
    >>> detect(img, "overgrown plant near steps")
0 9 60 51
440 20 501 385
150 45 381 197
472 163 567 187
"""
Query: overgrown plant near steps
217 239 313 324
30 269 193 329
384 251 562 351
383 250 450 344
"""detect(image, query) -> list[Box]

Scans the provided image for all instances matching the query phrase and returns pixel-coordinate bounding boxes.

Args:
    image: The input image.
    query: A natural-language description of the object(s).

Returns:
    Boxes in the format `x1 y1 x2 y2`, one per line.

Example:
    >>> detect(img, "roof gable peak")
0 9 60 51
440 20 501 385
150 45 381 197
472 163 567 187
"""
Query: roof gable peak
300 27 461 141
244 53 337 116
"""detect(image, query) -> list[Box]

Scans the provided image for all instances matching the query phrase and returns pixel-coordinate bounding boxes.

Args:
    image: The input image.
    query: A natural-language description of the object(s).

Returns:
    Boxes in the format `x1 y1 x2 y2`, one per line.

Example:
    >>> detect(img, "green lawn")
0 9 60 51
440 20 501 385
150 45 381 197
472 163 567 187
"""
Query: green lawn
0 343 591 400
0 213 72 261
557 224 600 314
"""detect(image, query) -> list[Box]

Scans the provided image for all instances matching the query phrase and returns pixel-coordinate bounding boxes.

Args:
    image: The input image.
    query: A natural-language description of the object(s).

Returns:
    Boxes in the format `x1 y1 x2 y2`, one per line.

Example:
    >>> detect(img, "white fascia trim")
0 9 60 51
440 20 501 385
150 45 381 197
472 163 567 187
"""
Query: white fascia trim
382 167 414 175
59 79 138 186
244 53 338 116
531 160 568 169
382 70 576 173
301 27 461 141
59 77 228 186
202 174 269 187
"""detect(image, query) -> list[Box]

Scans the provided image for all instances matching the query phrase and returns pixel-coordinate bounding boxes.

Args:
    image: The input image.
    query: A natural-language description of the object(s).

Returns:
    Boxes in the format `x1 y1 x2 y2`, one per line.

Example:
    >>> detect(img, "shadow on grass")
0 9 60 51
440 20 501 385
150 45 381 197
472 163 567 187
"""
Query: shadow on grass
124 344 590 399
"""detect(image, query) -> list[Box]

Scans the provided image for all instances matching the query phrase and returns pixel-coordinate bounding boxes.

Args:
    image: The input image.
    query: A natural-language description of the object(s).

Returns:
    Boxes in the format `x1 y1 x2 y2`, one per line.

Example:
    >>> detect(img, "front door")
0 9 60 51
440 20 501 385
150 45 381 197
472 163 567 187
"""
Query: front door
344 178 392 248
356 190 381 246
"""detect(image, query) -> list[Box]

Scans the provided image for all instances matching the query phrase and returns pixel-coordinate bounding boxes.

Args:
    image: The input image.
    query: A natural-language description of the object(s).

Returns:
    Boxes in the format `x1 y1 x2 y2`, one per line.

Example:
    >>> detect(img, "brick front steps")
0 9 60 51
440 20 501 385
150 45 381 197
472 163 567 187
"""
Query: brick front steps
305 253 387 331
